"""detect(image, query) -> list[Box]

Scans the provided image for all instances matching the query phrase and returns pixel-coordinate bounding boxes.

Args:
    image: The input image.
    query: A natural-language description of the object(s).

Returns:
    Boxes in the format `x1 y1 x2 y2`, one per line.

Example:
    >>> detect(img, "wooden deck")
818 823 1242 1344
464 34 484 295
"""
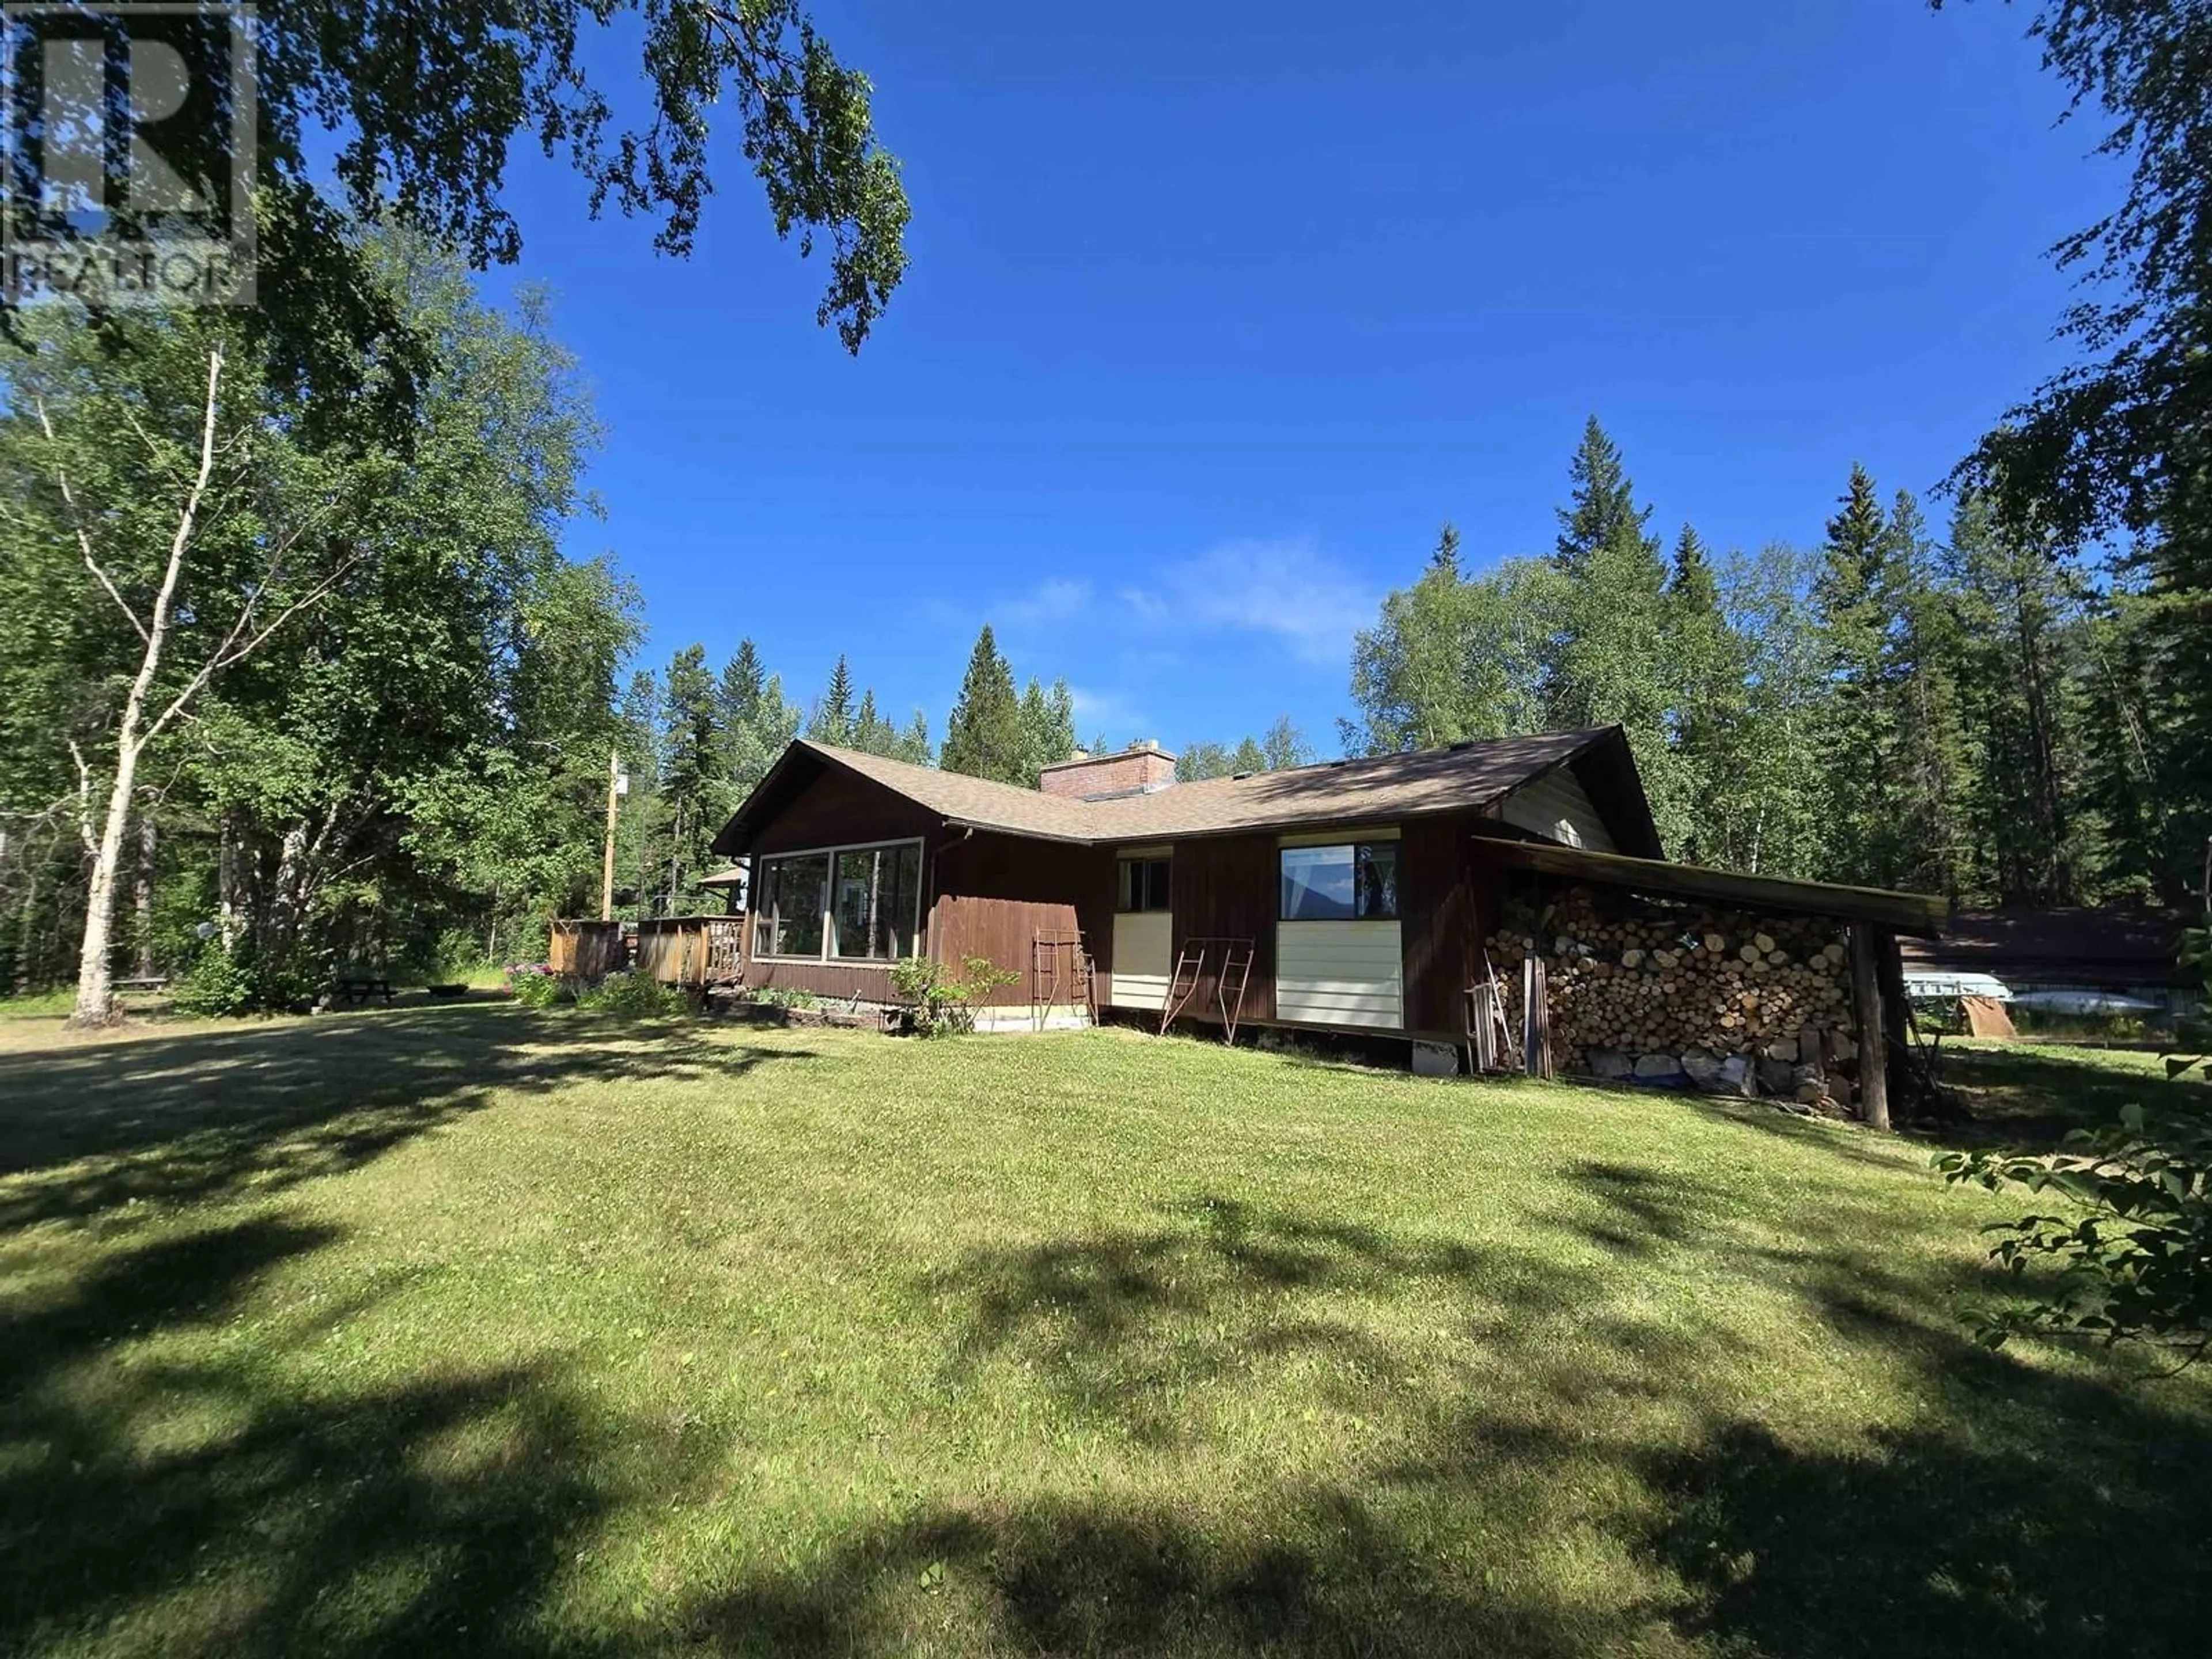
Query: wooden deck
548 916 745 987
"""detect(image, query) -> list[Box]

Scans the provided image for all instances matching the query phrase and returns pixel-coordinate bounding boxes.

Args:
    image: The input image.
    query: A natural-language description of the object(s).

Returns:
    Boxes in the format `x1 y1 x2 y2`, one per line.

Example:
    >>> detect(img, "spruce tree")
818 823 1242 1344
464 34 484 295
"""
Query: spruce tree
1430 522 1462 576
718 639 764 731
1555 416 1652 575
658 645 724 904
1945 491 2097 904
1543 424 1685 848
1663 524 1748 864
717 638 770 793
1882 490 1975 898
941 626 1027 785
1809 464 1901 884
808 654 857 747
1016 677 1078 785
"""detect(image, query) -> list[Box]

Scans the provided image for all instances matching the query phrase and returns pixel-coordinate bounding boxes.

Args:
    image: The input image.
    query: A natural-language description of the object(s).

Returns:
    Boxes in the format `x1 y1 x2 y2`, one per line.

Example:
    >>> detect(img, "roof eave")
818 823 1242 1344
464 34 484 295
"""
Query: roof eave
1471 832 1949 937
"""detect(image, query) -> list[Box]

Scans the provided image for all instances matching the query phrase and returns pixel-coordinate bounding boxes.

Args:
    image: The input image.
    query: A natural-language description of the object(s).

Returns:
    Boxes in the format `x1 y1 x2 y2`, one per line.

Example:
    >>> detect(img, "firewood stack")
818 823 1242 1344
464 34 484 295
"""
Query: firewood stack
1487 884 1863 1115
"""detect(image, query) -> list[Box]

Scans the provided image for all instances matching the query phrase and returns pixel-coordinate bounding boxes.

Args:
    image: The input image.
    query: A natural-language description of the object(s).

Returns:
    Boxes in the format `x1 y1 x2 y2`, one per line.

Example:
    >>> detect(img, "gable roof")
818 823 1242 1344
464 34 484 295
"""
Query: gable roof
713 728 1661 855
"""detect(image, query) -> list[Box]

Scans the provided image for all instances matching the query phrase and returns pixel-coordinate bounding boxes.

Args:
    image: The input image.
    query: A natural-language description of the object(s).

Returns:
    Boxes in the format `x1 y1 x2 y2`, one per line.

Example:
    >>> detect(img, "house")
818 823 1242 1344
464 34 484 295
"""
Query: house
710 730 1946 1102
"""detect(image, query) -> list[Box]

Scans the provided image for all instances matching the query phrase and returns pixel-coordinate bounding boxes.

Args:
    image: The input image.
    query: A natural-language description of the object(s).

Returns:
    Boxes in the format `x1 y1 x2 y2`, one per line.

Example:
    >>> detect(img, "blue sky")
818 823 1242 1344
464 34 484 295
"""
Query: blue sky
479 0 2113 758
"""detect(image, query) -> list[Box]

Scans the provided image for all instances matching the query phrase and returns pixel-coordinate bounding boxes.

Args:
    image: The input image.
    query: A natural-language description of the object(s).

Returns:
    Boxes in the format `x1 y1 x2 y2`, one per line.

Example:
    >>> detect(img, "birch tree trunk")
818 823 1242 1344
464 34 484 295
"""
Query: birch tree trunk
133 808 157 979
63 347 225 1028
217 809 241 952
13 871 38 997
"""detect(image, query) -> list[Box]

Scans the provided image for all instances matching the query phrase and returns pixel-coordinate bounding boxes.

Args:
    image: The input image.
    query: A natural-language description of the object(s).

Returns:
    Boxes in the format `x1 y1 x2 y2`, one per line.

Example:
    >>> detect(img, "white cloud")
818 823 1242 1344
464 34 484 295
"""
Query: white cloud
1068 684 1149 743
1120 537 1377 666
998 577 1096 628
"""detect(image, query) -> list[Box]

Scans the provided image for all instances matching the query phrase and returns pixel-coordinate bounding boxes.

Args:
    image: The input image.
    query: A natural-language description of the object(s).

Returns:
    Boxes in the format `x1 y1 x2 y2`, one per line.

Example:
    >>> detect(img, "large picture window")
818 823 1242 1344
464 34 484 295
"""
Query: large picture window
752 841 921 961
1117 856 1171 914
1280 843 1398 921
831 844 922 960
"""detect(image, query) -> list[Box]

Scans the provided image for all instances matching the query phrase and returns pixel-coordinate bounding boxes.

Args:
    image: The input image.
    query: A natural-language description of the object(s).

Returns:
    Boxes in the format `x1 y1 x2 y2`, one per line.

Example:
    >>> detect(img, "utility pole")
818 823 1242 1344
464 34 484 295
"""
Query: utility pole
600 750 627 921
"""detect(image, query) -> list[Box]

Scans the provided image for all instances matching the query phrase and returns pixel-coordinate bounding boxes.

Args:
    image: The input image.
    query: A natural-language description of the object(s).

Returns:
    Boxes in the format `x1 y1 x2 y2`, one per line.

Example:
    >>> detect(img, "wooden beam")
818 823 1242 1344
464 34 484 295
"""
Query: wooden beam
1850 925 1891 1131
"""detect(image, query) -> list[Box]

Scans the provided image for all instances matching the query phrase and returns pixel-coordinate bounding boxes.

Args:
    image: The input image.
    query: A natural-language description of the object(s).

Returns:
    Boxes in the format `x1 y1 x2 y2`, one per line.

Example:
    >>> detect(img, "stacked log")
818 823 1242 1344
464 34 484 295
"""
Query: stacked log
1486 884 1862 1113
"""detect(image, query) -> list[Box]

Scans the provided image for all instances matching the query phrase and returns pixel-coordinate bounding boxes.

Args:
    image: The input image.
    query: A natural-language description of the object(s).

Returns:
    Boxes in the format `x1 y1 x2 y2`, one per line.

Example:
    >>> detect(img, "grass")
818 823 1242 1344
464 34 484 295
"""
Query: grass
1938 1037 2211 1149
1 1007 2207 1657
0 987 79 1018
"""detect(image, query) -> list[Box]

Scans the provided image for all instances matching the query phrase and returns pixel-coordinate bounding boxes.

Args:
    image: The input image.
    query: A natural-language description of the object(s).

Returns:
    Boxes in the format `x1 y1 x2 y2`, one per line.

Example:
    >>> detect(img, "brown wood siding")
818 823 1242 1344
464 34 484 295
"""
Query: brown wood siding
1401 812 1488 1035
744 958 899 1001
933 894 1086 1007
934 831 1113 998
751 766 938 857
1164 832 1279 1026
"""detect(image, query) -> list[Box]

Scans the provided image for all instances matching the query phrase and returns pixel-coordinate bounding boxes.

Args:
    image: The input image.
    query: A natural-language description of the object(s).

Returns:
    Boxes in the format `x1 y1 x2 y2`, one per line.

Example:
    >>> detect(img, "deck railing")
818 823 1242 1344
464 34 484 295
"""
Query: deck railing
634 916 747 987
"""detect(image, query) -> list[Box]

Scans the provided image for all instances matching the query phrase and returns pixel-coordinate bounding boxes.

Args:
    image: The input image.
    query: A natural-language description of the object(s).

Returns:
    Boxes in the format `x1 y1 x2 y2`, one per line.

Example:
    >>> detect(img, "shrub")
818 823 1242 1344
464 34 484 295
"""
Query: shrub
172 944 323 1016
748 986 819 1010
509 965 570 1010
577 969 687 1018
888 953 1020 1037
173 946 260 1017
1938 1104 2212 1368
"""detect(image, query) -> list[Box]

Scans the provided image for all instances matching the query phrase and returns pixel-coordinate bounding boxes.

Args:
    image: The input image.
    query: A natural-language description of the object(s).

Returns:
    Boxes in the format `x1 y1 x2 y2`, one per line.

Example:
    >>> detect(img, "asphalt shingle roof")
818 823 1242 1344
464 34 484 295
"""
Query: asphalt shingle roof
793 729 1620 844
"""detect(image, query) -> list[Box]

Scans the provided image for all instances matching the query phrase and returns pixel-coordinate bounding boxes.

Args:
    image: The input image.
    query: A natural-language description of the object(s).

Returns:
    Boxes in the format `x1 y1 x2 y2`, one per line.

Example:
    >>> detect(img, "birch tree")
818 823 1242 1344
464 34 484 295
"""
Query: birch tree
17 319 358 1025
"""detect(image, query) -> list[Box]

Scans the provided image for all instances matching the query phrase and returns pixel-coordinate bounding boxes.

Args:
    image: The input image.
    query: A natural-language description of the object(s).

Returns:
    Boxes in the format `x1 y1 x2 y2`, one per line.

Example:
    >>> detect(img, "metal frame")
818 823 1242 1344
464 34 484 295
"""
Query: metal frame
1161 935 1257 1042
1029 932 1098 1031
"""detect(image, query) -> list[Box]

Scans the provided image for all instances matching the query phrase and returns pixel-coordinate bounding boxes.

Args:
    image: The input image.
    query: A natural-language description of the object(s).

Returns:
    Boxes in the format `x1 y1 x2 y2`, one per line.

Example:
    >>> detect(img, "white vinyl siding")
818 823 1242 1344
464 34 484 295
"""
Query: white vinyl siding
1110 911 1173 1010
1499 768 1616 853
1275 919 1404 1029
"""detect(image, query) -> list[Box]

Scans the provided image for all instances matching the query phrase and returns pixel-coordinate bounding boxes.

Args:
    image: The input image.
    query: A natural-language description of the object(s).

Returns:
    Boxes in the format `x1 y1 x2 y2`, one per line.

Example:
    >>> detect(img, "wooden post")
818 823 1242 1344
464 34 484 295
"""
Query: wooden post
600 749 620 922
1521 952 1551 1078
1849 924 1891 1131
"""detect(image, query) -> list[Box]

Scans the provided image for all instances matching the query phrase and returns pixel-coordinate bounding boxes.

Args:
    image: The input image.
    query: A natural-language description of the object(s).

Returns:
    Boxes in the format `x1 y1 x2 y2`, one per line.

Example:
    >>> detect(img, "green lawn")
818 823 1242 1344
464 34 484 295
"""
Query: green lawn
1 1008 2207 1657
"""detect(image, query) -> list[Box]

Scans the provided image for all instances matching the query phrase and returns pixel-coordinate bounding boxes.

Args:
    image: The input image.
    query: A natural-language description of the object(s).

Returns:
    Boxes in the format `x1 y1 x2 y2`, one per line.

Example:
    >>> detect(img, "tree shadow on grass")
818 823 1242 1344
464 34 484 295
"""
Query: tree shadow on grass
1927 1044 2212 1154
0 1006 819 1230
880 1178 2212 1659
680 1487 1637 1658
926 1194 1533 1445
1647 1377 2212 1658
0 1211 643 1658
1562 1155 2212 1656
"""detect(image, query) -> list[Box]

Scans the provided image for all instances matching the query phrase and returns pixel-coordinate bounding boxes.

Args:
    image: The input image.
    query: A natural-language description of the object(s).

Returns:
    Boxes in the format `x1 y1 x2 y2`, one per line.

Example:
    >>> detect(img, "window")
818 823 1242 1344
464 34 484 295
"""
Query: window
1117 857 1171 913
831 843 922 960
752 853 828 959
1279 842 1398 921
752 840 921 961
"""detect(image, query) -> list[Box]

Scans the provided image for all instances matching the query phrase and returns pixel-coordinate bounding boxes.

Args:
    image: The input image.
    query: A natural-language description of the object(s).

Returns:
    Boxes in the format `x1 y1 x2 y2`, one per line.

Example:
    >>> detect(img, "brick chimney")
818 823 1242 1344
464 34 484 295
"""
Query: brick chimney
1037 740 1178 800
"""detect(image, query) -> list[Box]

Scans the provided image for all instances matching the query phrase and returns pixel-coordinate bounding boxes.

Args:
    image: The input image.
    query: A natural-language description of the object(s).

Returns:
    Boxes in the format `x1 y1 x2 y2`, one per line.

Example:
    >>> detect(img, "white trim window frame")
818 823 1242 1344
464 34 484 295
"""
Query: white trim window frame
1278 840 1401 922
750 838 924 964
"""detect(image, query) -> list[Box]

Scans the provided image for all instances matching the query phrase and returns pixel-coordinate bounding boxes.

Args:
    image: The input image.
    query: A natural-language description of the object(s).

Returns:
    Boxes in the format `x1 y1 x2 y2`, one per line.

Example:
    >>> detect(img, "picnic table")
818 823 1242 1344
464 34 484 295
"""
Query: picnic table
331 977 396 1007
